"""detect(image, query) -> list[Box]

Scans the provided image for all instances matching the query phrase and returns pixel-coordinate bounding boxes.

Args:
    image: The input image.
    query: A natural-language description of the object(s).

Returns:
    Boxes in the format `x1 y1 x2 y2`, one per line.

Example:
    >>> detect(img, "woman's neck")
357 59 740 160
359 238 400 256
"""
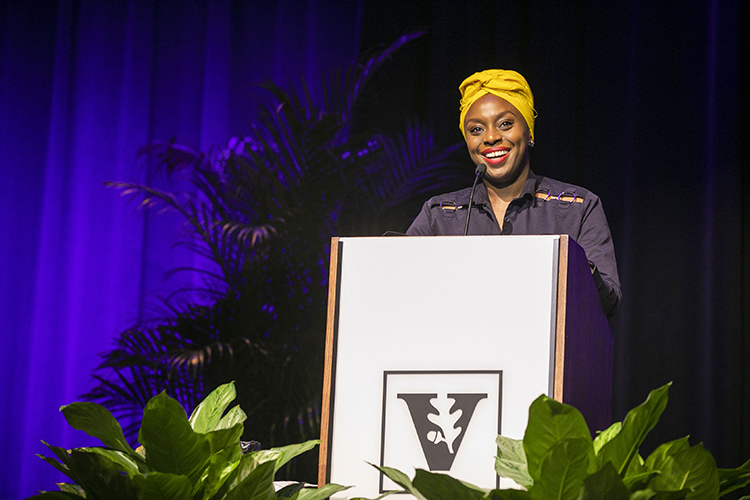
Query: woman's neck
484 166 530 203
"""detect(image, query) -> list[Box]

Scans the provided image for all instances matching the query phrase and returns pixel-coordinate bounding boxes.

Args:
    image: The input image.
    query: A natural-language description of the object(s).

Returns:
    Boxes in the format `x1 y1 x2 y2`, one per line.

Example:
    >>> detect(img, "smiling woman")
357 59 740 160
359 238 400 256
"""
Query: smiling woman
405 69 622 318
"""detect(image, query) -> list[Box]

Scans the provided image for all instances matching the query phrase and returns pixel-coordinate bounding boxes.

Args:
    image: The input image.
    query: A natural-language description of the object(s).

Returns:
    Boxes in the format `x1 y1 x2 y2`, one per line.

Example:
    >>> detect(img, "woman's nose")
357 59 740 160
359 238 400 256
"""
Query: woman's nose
484 128 501 144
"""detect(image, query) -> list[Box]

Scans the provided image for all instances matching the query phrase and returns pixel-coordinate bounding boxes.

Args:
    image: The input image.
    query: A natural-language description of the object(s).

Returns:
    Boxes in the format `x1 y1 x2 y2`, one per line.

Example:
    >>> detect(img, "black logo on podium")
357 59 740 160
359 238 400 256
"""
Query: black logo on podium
397 393 487 470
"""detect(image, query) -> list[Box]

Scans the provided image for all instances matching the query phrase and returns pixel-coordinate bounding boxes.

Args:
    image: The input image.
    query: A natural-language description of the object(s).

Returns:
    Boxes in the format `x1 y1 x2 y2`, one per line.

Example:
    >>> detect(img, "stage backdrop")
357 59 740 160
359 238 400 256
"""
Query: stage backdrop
1 1 748 498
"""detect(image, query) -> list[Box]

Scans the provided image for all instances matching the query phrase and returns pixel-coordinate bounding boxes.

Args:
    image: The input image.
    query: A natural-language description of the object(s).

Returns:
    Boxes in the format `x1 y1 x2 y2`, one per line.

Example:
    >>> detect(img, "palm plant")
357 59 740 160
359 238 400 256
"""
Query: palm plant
84 33 470 481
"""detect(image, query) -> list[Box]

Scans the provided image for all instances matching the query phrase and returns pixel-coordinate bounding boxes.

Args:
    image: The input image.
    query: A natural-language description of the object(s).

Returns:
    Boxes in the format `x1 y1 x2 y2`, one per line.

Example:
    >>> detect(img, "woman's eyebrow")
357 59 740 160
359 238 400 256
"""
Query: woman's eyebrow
466 110 516 123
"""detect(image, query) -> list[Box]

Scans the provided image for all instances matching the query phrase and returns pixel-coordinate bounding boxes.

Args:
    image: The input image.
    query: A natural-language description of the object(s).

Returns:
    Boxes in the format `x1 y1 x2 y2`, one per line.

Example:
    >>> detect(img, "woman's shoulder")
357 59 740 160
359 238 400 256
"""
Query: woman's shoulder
422 186 477 207
531 172 601 202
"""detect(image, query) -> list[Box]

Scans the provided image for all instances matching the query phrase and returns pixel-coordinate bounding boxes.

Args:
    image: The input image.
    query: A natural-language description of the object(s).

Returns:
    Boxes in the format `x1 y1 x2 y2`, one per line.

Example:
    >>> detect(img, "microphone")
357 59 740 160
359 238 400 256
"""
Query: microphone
463 163 487 235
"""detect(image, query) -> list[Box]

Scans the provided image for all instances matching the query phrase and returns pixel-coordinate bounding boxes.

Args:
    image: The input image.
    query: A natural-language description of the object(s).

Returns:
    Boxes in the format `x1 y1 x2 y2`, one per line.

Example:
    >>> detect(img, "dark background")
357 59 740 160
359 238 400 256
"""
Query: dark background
1 0 748 498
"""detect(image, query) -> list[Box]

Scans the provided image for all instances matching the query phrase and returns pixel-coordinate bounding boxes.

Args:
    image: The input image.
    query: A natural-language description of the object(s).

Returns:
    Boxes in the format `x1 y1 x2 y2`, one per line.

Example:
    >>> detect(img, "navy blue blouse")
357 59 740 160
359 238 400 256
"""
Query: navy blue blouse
406 170 621 317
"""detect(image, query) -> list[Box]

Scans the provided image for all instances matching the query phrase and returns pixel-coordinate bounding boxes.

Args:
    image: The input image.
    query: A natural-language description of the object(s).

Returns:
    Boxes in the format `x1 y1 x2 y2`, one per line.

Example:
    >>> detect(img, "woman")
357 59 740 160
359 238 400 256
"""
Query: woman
406 69 621 317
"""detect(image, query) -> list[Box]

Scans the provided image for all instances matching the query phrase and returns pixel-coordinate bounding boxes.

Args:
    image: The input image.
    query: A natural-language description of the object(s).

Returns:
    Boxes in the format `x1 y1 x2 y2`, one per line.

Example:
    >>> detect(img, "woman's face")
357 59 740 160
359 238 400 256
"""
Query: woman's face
463 93 531 189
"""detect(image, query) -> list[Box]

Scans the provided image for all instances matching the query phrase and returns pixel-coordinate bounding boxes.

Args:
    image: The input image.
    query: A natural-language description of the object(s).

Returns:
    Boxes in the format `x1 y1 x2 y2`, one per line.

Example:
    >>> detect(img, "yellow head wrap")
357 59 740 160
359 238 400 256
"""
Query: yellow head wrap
459 69 537 140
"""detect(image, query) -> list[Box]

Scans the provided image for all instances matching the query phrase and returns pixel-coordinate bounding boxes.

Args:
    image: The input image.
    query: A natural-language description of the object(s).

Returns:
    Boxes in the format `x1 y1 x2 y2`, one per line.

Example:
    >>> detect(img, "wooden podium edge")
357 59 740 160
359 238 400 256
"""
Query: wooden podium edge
556 236 614 431
318 237 341 487
553 235 569 402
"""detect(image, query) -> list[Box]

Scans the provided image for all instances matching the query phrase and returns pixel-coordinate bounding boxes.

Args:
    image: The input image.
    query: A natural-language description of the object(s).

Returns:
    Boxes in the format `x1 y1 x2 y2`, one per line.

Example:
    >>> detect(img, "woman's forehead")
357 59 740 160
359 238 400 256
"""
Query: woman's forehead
465 94 522 120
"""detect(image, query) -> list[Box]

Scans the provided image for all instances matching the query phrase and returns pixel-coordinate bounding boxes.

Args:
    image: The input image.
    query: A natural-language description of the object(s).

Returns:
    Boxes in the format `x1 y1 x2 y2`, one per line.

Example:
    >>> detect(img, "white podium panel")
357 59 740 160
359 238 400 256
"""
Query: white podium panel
321 236 563 498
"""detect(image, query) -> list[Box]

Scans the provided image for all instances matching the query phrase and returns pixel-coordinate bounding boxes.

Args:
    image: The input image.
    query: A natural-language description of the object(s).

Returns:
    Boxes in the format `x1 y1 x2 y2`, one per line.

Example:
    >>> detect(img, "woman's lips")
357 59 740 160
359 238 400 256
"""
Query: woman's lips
482 148 510 165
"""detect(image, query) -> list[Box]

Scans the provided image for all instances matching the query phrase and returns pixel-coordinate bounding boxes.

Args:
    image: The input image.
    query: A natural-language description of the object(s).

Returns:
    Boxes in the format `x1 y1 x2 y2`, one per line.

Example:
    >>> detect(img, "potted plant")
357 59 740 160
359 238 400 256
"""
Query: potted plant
29 382 349 499
375 383 750 500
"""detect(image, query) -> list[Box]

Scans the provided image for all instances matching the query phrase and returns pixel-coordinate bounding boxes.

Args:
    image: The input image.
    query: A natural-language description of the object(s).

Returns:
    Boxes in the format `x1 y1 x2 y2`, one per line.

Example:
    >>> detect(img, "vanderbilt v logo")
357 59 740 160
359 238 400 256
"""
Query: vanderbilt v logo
398 392 488 470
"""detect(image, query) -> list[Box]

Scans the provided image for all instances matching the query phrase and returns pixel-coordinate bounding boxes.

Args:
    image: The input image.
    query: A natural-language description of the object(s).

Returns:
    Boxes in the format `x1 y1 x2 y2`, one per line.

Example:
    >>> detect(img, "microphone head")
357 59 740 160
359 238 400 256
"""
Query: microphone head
475 163 487 177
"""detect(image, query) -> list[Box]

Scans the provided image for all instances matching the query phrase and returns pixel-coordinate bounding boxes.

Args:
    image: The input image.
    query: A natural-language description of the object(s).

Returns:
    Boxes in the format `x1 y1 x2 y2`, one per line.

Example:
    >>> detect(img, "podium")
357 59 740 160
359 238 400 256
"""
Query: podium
318 235 612 497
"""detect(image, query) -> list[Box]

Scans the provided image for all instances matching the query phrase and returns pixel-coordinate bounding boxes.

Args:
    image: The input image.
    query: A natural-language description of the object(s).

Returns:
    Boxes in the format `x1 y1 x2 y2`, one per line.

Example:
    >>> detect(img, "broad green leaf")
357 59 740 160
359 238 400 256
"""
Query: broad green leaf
624 470 659 492
648 444 719 500
222 459 276 500
61 402 135 457
581 462 629 500
132 472 192 500
189 382 237 434
629 489 688 499
495 435 532 488
486 489 535 499
246 440 320 474
370 464 427 500
276 481 306 498
295 483 353 500
597 383 671 475
58 483 85 496
193 444 242 499
718 457 750 497
623 453 653 490
204 423 244 456
523 395 593 482
412 469 488 500
645 437 690 472
36 454 75 483
528 438 593 500
593 422 621 454
78 446 142 476
138 391 211 483
65 449 137 500
24 493 84 499
216 405 247 431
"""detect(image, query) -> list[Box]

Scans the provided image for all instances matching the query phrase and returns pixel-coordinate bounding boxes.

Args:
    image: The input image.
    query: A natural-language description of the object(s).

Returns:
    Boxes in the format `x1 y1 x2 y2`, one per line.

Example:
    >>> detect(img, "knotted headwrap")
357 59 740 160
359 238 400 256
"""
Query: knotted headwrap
459 69 537 140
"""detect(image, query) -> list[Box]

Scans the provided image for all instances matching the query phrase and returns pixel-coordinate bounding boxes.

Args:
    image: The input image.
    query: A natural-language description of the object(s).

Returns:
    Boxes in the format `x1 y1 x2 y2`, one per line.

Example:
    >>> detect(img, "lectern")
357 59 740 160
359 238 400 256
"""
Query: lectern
318 235 612 498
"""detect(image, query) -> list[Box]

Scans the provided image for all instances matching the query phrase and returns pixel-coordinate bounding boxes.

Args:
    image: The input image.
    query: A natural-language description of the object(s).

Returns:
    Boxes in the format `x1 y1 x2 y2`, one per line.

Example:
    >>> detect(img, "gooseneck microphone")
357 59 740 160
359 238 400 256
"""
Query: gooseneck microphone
463 163 487 235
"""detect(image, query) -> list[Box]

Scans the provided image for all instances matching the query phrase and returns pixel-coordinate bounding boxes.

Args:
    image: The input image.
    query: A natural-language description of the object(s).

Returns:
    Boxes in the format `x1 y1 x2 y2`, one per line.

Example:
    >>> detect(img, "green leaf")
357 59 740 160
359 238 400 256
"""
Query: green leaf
188 382 238 434
24 493 84 499
65 449 137 500
593 422 621 455
132 472 192 500
528 438 593 500
523 395 593 482
204 423 244 456
623 453 651 488
581 462 630 500
215 405 247 431
648 444 719 500
718 457 750 497
36 453 76 483
245 440 320 474
193 444 242 499
597 383 671 475
295 483 353 500
495 435 533 488
138 391 211 483
369 464 427 500
411 469 488 500
629 489 688 499
645 437 690 472
61 402 135 457
78 446 143 476
58 483 86 496
222 459 276 500
276 482 306 498
486 489 535 500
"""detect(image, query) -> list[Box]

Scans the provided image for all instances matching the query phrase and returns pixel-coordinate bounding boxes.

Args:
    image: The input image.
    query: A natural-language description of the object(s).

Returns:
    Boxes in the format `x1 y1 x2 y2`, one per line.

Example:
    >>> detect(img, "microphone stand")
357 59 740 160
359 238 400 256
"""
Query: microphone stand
463 163 487 235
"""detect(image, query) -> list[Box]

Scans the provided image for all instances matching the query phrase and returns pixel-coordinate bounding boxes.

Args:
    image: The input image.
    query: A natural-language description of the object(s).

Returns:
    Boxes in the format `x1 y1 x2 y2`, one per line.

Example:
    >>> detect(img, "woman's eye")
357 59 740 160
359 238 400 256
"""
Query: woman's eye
499 120 513 129
469 126 483 134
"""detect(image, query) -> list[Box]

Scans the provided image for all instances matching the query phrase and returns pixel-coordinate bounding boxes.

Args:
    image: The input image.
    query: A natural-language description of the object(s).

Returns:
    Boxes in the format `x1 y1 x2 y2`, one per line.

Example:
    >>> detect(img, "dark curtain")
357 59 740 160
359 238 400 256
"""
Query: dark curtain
1 0 747 498
0 1 363 497
356 0 749 470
